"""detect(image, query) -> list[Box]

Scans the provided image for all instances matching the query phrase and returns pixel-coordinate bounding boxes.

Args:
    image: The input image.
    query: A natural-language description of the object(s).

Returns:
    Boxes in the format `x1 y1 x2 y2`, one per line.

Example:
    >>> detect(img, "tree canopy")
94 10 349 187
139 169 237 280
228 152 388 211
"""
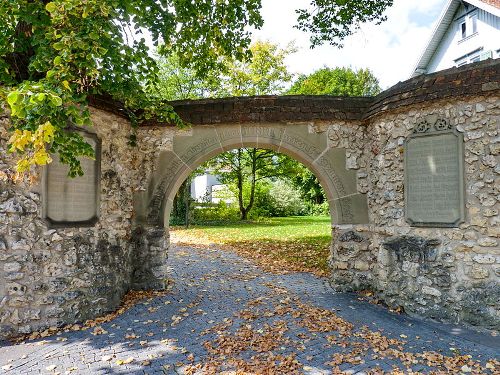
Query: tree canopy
154 40 295 100
287 67 381 97
203 149 300 220
0 0 393 177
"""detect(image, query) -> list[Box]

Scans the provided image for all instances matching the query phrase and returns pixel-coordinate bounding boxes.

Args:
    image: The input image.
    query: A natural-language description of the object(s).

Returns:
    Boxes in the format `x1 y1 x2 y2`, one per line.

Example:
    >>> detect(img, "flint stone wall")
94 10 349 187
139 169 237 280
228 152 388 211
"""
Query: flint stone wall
330 95 500 329
0 59 499 339
0 109 172 338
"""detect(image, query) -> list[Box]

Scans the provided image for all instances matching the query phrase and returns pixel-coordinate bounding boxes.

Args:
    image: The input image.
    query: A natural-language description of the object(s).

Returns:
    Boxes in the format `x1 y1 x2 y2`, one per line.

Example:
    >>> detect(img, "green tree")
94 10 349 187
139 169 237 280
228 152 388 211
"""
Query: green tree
154 40 296 100
212 40 296 97
287 67 381 96
295 0 393 47
0 1 393 176
204 149 299 220
0 0 264 176
153 54 211 101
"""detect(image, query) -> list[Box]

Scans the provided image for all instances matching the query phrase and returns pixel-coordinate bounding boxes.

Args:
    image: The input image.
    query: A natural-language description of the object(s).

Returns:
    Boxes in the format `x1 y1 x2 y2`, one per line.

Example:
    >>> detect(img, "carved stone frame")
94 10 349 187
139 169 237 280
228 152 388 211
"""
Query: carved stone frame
404 123 465 228
41 130 101 228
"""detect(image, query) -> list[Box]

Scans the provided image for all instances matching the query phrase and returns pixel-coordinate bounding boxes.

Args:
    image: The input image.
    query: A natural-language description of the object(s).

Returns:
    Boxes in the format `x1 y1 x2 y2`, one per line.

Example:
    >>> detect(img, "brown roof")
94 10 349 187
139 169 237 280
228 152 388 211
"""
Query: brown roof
479 0 500 8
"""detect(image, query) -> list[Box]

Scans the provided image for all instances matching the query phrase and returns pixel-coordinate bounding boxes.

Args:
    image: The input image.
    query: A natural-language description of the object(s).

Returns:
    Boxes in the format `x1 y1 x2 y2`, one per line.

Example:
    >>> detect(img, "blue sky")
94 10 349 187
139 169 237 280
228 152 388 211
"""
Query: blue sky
253 0 448 89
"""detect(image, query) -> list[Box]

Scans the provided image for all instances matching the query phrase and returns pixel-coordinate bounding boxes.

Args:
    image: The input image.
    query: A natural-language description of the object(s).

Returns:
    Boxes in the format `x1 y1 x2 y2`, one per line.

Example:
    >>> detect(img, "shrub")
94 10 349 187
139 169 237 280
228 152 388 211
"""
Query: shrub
307 201 330 216
267 179 307 217
191 201 240 224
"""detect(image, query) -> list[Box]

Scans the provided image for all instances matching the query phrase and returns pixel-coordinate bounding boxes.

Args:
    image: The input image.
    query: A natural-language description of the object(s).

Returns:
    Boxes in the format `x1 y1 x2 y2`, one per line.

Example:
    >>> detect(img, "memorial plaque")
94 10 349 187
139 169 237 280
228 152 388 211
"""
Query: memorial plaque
43 132 101 226
404 118 465 227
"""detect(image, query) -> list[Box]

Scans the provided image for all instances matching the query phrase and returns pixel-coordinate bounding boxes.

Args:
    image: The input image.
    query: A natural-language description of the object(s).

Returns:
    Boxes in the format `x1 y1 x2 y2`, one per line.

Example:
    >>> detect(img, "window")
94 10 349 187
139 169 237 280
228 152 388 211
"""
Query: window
455 48 483 67
471 14 477 34
458 11 478 40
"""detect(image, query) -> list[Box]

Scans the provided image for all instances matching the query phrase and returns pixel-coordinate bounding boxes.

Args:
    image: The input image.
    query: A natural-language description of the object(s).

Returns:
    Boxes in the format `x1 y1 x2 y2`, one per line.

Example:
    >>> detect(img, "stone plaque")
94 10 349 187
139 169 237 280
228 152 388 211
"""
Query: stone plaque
404 119 465 227
43 132 101 226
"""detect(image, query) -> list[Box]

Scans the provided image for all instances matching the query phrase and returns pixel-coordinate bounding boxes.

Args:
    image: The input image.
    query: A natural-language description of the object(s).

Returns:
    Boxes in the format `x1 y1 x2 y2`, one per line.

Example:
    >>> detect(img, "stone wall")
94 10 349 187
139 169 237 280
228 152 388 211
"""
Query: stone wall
329 95 500 329
1 60 499 339
0 109 171 338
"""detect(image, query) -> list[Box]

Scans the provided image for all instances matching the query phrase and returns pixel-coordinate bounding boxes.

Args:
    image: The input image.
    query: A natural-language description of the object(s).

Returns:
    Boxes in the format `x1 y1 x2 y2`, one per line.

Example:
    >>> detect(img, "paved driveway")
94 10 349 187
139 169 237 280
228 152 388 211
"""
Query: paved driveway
1 243 498 374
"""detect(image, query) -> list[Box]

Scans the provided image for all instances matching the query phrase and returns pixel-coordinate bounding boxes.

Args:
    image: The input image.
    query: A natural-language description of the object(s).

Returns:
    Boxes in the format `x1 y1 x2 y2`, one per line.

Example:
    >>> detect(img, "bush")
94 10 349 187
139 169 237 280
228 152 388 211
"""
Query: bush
191 201 240 224
267 179 307 217
307 201 330 216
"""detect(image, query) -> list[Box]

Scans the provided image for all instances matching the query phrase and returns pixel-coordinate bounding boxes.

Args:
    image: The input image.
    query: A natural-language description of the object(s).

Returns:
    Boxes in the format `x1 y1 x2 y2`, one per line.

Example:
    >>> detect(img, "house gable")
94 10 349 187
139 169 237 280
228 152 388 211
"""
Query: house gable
412 0 500 76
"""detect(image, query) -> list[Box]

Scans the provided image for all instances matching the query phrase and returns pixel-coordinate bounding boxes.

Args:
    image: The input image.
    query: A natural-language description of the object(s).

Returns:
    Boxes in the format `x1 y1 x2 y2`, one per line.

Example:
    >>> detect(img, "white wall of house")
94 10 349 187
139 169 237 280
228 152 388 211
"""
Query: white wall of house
427 4 500 73
190 173 221 202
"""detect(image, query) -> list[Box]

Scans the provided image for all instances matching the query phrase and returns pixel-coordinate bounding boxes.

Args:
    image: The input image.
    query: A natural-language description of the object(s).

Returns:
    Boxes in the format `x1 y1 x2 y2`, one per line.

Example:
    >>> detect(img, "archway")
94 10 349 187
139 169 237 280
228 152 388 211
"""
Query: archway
131 123 369 289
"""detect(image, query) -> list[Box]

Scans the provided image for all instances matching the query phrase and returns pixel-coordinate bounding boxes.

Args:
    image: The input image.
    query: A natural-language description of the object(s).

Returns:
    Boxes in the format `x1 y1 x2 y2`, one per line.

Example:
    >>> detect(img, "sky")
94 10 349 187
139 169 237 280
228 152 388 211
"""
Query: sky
252 0 448 89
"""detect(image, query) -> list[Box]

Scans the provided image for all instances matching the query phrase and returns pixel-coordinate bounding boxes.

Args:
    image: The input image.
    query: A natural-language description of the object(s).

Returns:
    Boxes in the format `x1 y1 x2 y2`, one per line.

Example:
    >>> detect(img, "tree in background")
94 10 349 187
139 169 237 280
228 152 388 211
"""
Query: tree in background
213 40 296 97
1 1 394 177
287 67 381 96
204 149 299 220
153 54 211 101
154 41 296 100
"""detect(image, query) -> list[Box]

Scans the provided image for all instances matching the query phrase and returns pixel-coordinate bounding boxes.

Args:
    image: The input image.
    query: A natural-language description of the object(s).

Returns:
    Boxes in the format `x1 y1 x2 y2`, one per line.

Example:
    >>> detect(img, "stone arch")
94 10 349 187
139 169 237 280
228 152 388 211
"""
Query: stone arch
135 123 369 228
131 123 369 289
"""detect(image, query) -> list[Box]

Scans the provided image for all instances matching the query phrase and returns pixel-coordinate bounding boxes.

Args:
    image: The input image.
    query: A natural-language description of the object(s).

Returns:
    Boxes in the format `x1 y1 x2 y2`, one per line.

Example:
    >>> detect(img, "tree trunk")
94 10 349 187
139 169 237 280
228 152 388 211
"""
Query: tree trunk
242 148 257 219
236 149 246 220
184 180 191 228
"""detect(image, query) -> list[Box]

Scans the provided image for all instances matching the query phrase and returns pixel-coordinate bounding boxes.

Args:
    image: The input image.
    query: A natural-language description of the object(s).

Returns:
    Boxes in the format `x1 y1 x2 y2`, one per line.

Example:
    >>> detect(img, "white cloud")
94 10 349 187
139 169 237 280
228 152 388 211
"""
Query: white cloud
253 0 447 89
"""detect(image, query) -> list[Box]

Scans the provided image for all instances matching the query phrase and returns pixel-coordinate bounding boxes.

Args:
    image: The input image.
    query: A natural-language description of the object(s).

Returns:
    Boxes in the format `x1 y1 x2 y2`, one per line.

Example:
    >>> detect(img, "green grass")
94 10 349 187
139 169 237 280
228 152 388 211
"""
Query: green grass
172 216 332 276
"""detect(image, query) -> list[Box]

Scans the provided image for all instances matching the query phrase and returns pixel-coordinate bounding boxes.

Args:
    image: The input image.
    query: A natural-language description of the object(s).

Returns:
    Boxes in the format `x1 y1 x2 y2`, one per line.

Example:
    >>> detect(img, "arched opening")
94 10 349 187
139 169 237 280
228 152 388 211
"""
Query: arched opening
168 146 333 275
131 123 369 289
161 141 338 228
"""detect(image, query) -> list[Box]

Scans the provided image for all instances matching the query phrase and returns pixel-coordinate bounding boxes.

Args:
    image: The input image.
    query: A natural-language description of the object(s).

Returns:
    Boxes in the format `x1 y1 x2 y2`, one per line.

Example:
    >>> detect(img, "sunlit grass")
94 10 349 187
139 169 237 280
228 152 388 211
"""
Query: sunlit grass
171 216 332 276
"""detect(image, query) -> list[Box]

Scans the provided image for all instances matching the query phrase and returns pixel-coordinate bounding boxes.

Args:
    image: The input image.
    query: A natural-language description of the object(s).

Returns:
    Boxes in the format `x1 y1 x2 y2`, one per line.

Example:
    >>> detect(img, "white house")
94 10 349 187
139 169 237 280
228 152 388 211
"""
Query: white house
190 173 220 202
191 173 234 204
412 0 500 76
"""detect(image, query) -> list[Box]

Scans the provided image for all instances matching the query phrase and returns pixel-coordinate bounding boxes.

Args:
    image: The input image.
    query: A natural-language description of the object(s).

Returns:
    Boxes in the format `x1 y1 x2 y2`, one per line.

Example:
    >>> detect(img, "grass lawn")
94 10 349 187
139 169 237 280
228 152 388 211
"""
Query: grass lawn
171 216 332 276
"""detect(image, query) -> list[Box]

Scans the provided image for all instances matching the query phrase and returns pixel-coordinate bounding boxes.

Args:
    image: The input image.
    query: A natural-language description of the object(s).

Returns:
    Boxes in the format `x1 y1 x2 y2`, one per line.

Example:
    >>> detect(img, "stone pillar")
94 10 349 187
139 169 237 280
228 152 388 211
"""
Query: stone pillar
130 226 169 290
329 226 376 292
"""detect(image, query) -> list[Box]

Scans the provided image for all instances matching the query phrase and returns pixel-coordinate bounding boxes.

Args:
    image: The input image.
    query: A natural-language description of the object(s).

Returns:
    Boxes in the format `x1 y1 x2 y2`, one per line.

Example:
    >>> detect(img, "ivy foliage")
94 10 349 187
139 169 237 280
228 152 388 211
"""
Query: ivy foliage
0 0 392 177
0 0 263 176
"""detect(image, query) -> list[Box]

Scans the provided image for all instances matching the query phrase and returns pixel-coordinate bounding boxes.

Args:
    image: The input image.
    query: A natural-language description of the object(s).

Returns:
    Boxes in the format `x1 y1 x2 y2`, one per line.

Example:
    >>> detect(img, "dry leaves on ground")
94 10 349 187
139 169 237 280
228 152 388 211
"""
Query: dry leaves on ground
12 289 169 343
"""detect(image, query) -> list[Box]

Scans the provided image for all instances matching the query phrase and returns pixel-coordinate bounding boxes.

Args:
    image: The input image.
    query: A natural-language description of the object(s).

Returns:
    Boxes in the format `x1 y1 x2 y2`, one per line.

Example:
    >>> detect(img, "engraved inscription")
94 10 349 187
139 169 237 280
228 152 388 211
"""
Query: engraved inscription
281 132 321 160
242 126 283 140
46 135 99 223
218 127 241 142
180 136 219 164
337 197 354 223
405 131 464 226
316 157 347 197
147 154 184 223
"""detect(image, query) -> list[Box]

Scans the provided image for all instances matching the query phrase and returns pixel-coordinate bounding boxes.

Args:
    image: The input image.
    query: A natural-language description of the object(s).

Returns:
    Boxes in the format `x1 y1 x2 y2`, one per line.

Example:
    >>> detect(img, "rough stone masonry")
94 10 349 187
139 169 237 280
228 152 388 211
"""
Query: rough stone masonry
0 59 499 339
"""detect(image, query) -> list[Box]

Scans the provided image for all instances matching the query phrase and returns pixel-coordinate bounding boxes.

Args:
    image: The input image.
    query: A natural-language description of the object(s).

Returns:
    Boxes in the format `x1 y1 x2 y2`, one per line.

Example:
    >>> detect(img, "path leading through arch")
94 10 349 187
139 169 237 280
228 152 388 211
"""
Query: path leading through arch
1 241 498 374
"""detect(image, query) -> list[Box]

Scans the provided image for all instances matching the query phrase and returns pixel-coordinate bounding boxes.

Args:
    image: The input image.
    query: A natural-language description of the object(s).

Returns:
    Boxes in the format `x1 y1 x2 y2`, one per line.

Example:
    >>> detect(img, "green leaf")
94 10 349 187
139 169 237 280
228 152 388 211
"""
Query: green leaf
50 95 63 107
53 42 64 50
7 91 19 106
45 2 57 13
